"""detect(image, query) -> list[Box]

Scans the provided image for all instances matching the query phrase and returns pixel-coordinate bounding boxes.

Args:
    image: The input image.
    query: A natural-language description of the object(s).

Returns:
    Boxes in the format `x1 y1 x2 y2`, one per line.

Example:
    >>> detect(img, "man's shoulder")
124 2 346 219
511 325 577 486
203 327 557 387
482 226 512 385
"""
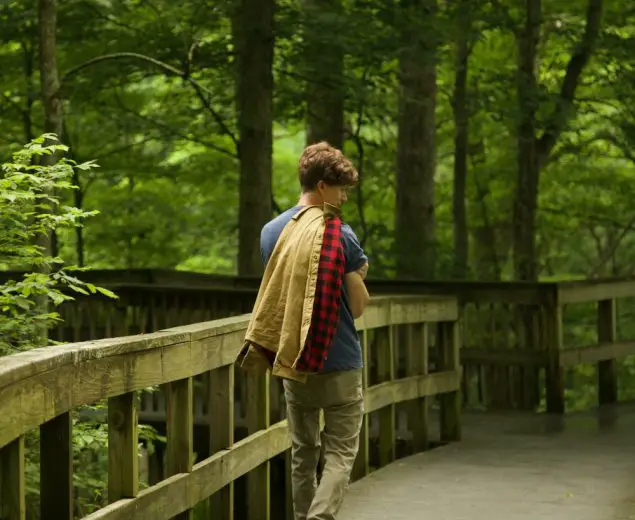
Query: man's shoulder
262 206 302 234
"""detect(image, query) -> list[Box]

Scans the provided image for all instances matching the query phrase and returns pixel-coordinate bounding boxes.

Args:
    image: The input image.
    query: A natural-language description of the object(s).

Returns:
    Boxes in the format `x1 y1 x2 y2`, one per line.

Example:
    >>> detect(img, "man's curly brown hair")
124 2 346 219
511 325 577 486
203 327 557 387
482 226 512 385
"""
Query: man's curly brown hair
298 142 359 192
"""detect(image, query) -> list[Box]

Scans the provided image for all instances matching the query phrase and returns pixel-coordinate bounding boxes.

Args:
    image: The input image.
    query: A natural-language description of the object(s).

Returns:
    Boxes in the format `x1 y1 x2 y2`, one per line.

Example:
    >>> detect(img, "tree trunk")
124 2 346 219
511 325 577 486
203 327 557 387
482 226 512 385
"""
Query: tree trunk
35 0 63 342
395 0 437 279
233 0 275 276
39 0 64 210
512 0 604 281
304 0 345 149
451 1 470 280
512 0 541 282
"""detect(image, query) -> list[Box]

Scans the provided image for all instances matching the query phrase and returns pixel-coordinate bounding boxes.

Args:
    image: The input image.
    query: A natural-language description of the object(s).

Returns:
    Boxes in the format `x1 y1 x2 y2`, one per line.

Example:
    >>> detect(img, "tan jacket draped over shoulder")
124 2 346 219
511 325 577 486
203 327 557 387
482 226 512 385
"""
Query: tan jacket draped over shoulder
236 203 340 383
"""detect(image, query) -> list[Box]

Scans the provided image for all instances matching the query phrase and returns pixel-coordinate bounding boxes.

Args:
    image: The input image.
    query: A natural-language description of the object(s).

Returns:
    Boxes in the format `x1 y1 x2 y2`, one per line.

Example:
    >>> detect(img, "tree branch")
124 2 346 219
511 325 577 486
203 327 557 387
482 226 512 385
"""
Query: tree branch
60 52 239 150
536 0 604 165
115 95 237 158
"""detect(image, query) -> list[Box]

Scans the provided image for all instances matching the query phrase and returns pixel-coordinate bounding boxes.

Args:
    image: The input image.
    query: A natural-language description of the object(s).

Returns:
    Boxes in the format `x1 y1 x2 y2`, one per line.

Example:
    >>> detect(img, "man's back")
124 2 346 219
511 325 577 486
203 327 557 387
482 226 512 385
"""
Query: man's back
263 142 368 520
260 205 367 372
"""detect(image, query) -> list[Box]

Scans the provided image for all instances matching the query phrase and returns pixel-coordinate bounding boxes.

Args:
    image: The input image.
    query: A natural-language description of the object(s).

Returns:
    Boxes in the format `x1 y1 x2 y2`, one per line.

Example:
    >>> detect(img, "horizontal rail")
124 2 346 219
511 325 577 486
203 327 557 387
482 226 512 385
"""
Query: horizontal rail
84 421 291 520
558 278 635 304
559 341 635 367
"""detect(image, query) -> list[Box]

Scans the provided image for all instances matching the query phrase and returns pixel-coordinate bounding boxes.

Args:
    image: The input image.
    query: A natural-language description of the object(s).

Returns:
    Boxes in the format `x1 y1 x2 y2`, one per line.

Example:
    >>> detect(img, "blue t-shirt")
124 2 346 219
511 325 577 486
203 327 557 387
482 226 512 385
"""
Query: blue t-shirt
260 206 367 372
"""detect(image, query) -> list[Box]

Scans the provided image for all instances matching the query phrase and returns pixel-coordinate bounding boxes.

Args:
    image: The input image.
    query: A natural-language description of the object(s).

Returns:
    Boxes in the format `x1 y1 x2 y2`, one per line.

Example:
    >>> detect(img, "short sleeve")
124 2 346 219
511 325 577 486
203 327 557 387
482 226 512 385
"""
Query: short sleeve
341 223 368 274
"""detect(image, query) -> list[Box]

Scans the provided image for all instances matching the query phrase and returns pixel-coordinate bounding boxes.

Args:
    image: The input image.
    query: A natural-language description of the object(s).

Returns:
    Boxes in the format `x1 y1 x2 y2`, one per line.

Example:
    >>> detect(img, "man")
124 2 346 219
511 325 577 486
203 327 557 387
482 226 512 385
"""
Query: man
259 142 370 520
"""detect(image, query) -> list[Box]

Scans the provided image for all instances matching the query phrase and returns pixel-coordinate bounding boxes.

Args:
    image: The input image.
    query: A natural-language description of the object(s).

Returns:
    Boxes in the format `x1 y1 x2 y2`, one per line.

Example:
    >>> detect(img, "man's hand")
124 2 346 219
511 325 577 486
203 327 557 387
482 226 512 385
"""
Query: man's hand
356 262 369 280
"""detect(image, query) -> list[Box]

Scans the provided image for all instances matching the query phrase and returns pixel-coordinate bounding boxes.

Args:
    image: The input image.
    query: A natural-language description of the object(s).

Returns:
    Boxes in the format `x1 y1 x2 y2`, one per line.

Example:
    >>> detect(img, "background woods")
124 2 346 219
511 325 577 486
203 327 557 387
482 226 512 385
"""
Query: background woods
2 0 633 282
3 1 635 519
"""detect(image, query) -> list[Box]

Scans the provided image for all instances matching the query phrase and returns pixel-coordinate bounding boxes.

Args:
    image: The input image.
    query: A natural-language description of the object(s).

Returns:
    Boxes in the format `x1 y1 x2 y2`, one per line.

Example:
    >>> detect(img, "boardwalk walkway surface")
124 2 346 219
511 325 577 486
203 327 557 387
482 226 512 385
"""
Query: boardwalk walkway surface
341 404 635 520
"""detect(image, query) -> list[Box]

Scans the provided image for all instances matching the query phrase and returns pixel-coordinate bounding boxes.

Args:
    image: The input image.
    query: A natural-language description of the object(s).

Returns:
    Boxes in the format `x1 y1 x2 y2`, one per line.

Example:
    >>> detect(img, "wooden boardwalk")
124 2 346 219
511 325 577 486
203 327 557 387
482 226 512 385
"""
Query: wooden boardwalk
341 404 635 520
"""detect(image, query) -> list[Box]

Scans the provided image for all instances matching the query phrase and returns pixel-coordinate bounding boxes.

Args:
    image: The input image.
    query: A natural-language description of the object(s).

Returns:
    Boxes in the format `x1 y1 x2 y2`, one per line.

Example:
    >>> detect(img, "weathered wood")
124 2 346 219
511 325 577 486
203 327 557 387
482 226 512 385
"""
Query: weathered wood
558 341 635 367
0 437 25 520
245 371 270 520
82 422 291 520
355 296 458 331
0 333 242 449
597 299 617 405
209 365 234 520
108 392 139 502
377 327 395 466
284 450 293 520
166 378 194 520
406 323 429 452
40 412 73 520
0 294 469 520
438 321 461 441
352 330 370 480
364 371 460 412
558 279 635 304
1 297 459 450
460 347 548 366
545 304 565 414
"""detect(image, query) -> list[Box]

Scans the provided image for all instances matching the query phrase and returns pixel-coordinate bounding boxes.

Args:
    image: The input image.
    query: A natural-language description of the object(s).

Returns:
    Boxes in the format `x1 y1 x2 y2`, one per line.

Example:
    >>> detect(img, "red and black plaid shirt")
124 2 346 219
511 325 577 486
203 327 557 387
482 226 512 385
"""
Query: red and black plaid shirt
295 215 345 372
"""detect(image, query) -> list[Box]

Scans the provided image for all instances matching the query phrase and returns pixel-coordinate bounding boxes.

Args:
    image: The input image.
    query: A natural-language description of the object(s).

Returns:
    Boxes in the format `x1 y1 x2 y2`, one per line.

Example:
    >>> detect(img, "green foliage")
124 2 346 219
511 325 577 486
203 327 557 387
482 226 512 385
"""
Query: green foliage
0 135 116 354
1 9 635 515
0 136 168 516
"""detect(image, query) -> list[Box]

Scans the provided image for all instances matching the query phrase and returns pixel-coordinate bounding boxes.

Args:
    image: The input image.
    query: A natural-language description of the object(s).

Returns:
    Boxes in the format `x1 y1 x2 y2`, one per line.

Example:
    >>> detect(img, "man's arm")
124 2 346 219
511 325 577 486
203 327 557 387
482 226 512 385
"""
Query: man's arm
345 263 370 319
341 224 370 318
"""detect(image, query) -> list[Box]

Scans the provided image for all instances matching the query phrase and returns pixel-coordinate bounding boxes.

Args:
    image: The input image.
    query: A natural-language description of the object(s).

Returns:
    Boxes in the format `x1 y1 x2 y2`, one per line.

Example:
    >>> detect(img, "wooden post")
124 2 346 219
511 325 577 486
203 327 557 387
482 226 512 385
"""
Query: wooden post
352 329 370 480
40 412 73 520
284 449 294 520
246 371 270 520
545 297 565 414
0 437 26 520
108 392 139 502
209 365 235 520
166 378 194 520
406 322 429 452
597 299 617 405
377 326 395 466
439 321 461 442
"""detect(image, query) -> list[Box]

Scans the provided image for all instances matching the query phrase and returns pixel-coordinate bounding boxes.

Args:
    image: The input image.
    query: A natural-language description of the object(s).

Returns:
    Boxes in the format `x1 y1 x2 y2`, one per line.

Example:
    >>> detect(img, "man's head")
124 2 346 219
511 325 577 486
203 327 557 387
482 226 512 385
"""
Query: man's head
298 141 358 207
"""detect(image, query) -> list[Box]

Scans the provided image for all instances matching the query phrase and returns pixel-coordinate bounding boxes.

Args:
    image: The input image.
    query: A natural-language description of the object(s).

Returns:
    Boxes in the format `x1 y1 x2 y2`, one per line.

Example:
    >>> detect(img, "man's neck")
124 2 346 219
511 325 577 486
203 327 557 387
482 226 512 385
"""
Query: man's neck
297 192 323 206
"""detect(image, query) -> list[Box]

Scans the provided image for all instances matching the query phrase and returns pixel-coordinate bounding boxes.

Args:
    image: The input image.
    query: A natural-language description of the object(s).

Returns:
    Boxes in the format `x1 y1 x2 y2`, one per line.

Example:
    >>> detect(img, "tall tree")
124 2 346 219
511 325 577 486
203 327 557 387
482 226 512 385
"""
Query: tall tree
38 0 64 258
513 0 603 280
303 0 345 149
451 0 472 279
233 0 275 276
34 0 64 339
395 0 438 279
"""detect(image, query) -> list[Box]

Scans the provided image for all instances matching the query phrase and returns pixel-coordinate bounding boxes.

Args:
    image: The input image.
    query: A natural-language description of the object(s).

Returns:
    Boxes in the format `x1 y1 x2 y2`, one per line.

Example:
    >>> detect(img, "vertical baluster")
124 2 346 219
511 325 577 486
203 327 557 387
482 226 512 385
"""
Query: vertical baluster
166 377 194 519
439 320 461 442
209 365 235 520
406 322 429 452
0 437 26 520
352 329 370 480
597 299 617 405
40 412 73 520
377 326 395 466
246 371 270 520
545 298 564 414
108 392 139 502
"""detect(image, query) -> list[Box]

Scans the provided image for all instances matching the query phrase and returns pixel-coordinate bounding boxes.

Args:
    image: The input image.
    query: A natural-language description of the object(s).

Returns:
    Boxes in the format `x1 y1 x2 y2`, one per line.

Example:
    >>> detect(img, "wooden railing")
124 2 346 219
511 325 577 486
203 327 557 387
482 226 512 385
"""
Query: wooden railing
4 268 635 415
0 294 461 520
459 279 635 412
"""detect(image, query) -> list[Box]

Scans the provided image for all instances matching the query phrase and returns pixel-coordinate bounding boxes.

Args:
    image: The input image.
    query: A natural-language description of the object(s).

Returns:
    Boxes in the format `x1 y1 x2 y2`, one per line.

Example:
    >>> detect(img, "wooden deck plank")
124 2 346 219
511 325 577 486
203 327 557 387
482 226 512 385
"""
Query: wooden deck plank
341 405 635 520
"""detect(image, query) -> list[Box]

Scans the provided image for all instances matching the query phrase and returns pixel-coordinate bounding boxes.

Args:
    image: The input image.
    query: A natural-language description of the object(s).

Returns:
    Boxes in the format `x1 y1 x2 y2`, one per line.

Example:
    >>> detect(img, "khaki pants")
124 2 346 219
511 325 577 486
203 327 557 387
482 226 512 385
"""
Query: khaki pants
283 368 364 520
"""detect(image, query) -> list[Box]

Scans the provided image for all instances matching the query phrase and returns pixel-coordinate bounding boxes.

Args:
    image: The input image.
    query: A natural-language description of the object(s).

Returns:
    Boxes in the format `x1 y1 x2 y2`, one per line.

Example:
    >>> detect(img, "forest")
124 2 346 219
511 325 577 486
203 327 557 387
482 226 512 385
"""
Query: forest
1 0 634 517
1 0 631 283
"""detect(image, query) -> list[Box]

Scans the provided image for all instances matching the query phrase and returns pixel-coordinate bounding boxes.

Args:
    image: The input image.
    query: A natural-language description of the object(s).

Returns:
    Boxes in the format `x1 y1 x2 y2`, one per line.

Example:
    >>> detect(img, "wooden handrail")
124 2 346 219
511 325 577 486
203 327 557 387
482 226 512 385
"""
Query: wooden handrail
0 294 461 520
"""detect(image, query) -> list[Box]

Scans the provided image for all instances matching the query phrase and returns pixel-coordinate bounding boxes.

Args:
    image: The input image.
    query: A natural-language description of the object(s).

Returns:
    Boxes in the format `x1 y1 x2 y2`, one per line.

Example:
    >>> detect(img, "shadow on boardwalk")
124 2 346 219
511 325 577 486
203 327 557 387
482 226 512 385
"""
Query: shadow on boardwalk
341 404 635 520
